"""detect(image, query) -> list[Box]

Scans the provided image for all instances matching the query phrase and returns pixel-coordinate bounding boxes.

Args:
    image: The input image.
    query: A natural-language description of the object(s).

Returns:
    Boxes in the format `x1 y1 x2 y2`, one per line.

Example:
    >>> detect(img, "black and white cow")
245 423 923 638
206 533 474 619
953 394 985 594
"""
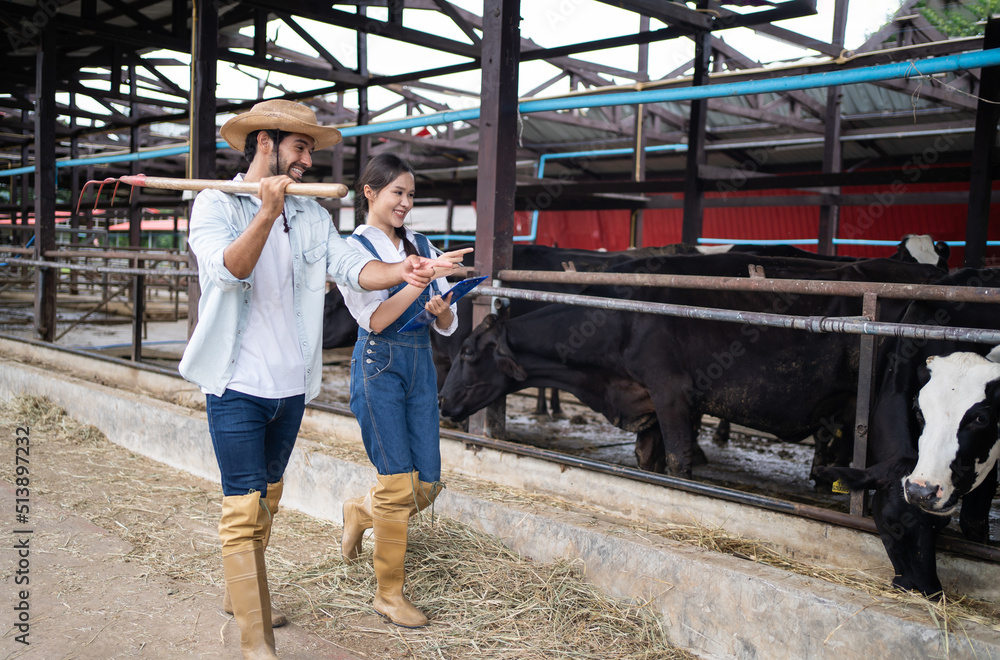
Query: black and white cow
893 234 951 270
905 349 1000 513
439 252 943 478
817 267 1000 595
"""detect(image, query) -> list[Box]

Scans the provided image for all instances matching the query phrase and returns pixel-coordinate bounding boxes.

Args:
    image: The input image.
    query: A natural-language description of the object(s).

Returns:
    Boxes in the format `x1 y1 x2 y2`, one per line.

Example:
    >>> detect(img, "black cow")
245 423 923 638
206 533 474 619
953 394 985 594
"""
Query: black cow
817 268 1000 596
439 252 943 478
322 286 358 349
431 243 705 415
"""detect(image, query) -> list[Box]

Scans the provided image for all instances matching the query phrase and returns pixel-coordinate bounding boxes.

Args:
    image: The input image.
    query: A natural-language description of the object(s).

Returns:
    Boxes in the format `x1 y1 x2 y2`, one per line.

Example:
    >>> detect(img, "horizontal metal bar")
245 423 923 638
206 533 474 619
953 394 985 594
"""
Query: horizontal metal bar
477 285 1000 345
44 249 189 263
0 258 195 278
496 270 1000 303
1 225 109 235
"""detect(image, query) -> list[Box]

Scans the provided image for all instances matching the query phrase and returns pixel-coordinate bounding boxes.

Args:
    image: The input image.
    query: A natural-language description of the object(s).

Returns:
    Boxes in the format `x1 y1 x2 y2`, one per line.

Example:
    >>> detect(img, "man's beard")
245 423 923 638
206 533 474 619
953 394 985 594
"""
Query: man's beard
275 155 306 180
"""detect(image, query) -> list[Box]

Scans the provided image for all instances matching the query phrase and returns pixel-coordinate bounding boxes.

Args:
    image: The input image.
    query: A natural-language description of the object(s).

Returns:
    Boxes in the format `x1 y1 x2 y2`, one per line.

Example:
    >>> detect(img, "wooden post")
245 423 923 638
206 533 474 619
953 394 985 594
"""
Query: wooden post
130 63 144 361
817 0 848 256
681 7 710 246
354 6 371 178
34 16 57 343
187 0 219 337
630 15 650 249
69 108 80 296
469 0 520 439
964 17 1000 267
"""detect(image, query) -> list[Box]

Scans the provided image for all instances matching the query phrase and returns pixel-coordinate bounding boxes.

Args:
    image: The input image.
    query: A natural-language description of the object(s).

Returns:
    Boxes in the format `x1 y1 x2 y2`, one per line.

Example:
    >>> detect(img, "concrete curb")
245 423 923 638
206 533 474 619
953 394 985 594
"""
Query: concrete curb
3 340 1000 659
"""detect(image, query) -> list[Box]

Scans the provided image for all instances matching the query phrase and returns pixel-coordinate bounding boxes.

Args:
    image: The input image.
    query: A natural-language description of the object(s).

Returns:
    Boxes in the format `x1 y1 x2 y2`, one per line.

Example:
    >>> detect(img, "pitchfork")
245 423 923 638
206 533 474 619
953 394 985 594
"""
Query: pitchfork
76 174 349 214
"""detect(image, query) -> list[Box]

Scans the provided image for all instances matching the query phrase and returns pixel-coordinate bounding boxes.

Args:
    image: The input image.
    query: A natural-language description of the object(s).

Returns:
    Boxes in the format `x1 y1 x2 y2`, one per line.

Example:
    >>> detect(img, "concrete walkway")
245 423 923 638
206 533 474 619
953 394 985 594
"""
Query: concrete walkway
0 478 364 660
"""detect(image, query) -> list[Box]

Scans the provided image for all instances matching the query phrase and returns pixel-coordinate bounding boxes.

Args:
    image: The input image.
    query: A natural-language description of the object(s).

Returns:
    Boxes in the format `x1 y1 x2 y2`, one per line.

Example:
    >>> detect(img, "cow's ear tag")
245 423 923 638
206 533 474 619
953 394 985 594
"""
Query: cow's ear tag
832 479 849 494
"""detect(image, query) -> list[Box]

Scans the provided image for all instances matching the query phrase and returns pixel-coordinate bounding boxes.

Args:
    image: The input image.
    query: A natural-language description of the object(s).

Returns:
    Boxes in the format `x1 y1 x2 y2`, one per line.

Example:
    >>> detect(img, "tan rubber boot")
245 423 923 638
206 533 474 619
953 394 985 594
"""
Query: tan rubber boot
371 473 429 628
411 474 443 516
224 482 288 627
220 491 277 659
344 473 441 563
341 489 373 562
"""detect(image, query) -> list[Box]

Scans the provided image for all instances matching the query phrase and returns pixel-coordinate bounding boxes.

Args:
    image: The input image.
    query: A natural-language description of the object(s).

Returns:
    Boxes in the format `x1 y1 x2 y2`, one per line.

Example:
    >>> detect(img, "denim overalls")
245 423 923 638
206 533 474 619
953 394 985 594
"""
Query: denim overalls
349 232 443 483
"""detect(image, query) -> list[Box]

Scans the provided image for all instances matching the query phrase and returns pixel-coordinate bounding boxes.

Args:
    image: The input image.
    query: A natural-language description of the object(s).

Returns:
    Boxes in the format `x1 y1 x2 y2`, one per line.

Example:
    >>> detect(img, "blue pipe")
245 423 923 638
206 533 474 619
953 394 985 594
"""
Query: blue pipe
837 238 1000 247
0 142 211 178
699 238 819 245
6 49 998 179
519 49 1000 114
699 238 1000 247
338 109 481 138
341 48 1000 138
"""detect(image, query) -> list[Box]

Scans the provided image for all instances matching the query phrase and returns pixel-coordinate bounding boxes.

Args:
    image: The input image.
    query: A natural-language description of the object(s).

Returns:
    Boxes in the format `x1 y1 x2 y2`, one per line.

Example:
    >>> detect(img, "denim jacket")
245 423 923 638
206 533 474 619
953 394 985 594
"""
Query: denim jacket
179 177 373 402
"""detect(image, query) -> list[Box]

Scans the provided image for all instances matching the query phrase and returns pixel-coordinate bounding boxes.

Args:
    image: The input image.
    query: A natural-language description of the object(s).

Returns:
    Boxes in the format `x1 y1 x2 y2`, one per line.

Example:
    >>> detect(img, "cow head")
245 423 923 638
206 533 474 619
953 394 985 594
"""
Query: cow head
903 348 1000 514
895 234 950 270
438 314 527 421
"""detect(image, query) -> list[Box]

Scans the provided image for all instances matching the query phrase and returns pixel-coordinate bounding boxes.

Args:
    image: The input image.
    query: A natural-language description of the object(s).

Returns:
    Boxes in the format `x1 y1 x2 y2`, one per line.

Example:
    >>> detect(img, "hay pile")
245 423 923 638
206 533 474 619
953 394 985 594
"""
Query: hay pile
651 521 1000 637
0 394 690 660
290 517 678 659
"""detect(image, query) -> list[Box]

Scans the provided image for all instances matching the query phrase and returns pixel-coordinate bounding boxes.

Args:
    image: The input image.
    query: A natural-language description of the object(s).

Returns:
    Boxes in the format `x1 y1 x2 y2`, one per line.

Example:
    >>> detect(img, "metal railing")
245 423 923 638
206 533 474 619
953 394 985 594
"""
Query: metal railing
473 267 1000 522
0 247 194 353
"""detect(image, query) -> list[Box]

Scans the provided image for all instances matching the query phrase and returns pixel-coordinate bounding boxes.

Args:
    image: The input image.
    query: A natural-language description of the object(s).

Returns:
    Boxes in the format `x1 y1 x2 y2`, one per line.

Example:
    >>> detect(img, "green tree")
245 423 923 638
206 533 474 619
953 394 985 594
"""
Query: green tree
920 0 1000 37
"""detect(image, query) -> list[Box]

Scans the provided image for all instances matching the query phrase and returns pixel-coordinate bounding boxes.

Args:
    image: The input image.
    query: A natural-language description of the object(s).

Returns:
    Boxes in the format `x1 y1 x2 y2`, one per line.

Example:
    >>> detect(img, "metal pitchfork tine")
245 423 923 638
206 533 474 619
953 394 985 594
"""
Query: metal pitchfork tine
76 177 122 214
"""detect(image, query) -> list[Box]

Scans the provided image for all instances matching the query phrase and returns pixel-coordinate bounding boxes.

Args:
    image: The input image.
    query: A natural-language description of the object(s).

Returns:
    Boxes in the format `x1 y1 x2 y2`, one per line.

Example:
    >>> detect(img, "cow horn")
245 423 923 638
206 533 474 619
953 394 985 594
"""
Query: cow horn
987 345 1000 364
926 356 937 366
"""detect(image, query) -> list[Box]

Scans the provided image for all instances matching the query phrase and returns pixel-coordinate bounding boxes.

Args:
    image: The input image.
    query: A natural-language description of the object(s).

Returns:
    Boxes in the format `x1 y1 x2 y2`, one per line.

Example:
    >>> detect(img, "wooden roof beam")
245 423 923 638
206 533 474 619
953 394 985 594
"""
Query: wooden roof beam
239 0 480 59
0 4 188 52
709 35 826 118
428 0 482 46
707 99 825 134
593 0 712 32
385 85 453 113
854 0 921 54
377 131 481 153
751 24 843 58
874 76 978 113
275 12 350 71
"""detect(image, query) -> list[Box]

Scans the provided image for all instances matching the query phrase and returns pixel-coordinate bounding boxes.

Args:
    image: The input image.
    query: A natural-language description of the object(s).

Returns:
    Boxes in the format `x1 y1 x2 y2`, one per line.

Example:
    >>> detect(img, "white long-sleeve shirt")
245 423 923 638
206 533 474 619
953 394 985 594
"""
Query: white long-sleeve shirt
337 225 458 336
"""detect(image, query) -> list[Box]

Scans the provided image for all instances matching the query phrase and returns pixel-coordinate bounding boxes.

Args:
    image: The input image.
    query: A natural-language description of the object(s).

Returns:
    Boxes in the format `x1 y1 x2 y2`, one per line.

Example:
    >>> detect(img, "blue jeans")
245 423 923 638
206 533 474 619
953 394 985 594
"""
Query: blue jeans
206 389 305 497
350 330 441 483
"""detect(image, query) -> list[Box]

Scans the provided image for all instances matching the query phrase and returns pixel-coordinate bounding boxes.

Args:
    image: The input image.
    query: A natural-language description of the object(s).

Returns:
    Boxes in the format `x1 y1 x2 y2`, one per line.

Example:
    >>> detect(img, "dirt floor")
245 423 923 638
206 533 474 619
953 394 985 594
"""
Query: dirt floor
0 395 693 660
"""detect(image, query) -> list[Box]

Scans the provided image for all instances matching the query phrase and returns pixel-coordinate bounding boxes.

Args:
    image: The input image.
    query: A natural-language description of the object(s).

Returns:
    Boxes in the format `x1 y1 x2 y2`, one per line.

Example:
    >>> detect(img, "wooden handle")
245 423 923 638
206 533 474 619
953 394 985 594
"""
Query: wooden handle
117 175 349 198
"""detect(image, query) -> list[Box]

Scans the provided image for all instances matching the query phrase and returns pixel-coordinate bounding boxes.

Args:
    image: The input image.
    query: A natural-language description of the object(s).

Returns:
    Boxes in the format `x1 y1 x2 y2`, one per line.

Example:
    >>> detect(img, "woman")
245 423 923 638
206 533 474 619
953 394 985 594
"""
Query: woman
337 153 462 628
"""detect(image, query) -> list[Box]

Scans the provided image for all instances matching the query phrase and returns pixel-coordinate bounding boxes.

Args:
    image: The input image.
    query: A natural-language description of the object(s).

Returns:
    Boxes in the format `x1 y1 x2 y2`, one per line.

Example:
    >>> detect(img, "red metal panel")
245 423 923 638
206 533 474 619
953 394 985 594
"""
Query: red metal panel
527 182 1000 267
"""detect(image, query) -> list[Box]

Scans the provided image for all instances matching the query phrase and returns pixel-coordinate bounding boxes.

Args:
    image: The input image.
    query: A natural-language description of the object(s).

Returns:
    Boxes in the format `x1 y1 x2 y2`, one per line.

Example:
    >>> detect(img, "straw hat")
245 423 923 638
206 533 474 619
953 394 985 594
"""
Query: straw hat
220 99 342 152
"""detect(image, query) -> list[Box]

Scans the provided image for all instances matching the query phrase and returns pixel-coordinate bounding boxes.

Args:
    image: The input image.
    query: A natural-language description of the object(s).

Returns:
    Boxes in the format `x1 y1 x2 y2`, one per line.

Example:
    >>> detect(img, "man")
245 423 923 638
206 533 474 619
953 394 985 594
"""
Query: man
179 99 466 659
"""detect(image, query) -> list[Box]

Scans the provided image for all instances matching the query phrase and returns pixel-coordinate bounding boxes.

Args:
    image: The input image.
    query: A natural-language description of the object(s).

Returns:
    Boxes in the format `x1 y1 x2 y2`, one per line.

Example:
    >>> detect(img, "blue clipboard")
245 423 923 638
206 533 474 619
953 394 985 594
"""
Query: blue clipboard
398 275 489 332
